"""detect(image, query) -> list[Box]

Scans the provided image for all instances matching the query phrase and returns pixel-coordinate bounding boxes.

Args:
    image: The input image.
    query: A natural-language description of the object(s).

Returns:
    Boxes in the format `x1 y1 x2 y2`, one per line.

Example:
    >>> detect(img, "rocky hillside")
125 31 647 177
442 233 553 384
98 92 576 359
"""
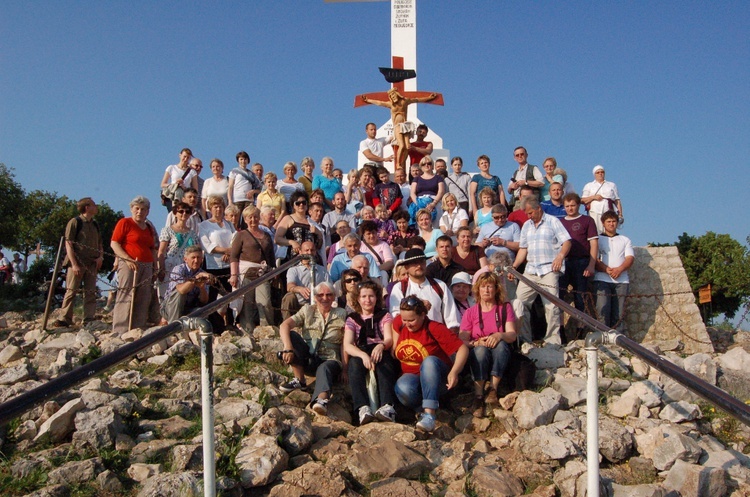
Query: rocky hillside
2 309 750 497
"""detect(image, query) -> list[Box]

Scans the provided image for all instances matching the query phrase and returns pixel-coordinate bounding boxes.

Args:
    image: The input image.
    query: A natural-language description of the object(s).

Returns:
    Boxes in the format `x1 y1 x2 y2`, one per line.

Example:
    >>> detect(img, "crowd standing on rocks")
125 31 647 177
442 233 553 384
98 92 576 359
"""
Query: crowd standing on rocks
2 141 749 496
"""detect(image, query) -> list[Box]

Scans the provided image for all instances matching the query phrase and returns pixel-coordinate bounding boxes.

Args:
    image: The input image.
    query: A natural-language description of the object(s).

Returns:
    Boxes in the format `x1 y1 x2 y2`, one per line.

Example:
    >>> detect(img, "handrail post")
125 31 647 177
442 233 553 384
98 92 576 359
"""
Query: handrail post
42 236 66 331
181 317 215 497
585 331 603 497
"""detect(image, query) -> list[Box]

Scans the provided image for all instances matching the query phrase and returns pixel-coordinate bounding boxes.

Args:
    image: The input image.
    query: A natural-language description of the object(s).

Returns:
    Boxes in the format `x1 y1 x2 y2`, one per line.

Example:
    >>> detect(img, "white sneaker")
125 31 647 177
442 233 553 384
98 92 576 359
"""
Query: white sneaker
358 406 375 426
312 398 329 416
374 404 396 422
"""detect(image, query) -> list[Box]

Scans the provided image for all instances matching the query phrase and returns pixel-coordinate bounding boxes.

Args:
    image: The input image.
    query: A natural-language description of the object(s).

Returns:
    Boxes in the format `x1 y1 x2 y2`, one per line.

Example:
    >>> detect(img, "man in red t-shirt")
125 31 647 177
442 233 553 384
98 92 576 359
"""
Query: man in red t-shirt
408 124 433 167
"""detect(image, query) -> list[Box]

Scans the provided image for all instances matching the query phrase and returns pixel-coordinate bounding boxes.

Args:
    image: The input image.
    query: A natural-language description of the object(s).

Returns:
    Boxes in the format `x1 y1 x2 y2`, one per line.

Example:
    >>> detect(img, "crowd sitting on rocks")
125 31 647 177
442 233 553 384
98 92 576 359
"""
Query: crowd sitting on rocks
54 138 635 432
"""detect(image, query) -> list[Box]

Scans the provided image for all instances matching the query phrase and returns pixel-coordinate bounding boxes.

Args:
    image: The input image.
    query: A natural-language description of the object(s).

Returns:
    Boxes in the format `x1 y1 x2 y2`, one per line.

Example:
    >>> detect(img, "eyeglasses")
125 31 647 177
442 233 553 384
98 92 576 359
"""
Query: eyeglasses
492 214 507 220
316 293 334 299
294 200 308 206
344 277 361 284
176 209 192 214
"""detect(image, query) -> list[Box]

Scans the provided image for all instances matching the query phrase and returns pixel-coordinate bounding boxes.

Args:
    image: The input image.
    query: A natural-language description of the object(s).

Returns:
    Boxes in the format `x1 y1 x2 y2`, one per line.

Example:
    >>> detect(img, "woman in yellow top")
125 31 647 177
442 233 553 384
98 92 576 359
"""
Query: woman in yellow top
255 172 286 227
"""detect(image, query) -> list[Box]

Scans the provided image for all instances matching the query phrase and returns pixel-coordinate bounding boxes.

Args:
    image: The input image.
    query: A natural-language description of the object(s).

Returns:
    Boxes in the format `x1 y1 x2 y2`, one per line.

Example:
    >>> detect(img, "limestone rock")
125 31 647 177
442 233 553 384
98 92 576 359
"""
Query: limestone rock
136 471 201 497
214 397 263 422
683 352 717 384
608 392 642 419
235 433 289 488
468 465 524 497
138 415 195 439
553 460 588 497
251 406 314 456
512 388 562 429
72 405 123 450
658 400 701 423
702 449 750 484
47 457 102 485
108 369 142 389
347 438 432 482
130 439 180 463
14 419 38 441
624 381 663 408
268 461 354 497
528 344 566 369
370 477 431 497
644 425 703 471
171 444 202 471
96 469 123 493
552 376 587 407
597 416 635 463
611 483 665 497
127 462 162 482
662 458 727 496
165 338 198 357
348 421 416 447
20 484 69 497
718 347 750 372
213 341 241 365
35 398 85 442
431 454 469 483
0 344 23 365
512 424 581 462
0 362 32 384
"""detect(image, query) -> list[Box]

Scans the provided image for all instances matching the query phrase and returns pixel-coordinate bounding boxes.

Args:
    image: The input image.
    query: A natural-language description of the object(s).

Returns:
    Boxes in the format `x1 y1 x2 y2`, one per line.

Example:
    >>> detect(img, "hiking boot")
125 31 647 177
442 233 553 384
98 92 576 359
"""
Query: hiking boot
416 412 436 432
472 396 485 418
358 406 375 426
311 398 329 416
53 319 72 328
485 388 499 406
279 377 306 393
374 404 396 423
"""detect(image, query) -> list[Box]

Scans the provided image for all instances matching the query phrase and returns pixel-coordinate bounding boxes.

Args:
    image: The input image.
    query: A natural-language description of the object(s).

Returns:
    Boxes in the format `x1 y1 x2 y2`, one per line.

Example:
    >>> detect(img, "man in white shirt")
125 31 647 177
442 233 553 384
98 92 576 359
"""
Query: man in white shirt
388 248 460 331
593 211 634 332
359 122 393 167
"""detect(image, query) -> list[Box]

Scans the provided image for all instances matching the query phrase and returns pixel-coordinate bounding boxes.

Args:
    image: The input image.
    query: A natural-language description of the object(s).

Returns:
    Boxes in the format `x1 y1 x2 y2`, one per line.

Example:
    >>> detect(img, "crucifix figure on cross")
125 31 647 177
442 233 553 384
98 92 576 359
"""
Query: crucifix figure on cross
355 57 444 169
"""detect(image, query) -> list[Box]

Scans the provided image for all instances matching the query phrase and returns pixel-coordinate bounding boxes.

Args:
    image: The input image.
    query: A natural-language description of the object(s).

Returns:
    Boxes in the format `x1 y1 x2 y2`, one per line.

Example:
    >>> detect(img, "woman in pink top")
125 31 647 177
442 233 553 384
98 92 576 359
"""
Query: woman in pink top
459 272 517 418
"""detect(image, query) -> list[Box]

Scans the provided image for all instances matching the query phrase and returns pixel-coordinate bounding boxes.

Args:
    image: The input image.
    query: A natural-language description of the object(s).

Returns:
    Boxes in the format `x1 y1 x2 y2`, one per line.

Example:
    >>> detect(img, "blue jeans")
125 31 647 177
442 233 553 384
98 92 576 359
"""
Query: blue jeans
348 344 399 411
594 281 628 332
468 342 511 382
394 356 449 410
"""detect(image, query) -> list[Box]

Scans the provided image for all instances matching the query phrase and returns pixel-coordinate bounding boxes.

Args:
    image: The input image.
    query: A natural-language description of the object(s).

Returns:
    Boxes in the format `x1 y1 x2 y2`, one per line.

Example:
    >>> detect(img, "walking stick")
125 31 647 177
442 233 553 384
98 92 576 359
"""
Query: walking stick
42 236 66 331
128 261 139 330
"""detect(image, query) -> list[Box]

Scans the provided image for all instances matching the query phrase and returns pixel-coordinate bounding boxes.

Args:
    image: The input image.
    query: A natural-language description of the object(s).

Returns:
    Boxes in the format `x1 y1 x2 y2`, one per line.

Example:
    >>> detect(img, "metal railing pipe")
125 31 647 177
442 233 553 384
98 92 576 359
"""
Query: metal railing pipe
503 265 750 427
0 255 303 426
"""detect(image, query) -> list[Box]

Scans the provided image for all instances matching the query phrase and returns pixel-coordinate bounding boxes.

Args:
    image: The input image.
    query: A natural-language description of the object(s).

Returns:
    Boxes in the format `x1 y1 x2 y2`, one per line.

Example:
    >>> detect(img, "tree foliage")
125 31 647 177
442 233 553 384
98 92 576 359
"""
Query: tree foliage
673 232 750 319
0 164 124 274
0 164 26 248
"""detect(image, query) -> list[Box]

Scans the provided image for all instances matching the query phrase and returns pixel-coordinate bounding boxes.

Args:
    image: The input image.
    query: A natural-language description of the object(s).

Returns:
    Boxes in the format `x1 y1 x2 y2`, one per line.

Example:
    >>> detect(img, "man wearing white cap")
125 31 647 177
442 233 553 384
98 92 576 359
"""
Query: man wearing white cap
581 165 623 234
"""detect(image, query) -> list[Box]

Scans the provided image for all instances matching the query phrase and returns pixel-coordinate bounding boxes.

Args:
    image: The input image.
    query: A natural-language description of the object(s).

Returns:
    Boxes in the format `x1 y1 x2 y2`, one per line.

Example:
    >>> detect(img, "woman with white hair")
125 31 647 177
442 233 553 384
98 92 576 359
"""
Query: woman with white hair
110 196 158 334
278 281 347 416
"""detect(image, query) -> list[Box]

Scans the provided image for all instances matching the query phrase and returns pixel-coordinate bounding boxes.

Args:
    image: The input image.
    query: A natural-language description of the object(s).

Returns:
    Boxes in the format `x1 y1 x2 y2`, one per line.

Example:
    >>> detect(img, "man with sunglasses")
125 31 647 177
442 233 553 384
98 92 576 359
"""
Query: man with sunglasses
476 204 520 261
388 248 460 331
508 146 543 210
164 188 202 232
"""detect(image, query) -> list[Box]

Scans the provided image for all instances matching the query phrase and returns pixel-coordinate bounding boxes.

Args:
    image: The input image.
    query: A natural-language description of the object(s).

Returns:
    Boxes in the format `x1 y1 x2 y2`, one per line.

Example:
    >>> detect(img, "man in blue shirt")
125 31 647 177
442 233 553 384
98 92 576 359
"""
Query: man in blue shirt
161 246 211 322
541 182 566 219
329 234 381 282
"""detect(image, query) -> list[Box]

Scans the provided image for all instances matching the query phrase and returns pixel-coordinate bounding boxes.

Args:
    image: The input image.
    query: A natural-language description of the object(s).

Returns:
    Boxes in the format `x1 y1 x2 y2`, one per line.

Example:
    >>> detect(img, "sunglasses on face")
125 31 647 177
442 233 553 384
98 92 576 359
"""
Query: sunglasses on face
177 209 192 214
344 277 361 284
294 200 308 206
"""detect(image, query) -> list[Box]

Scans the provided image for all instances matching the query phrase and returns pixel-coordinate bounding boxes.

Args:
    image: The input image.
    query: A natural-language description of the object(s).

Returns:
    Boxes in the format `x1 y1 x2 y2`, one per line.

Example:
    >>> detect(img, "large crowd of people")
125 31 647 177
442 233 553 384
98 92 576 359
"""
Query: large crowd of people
52 130 635 431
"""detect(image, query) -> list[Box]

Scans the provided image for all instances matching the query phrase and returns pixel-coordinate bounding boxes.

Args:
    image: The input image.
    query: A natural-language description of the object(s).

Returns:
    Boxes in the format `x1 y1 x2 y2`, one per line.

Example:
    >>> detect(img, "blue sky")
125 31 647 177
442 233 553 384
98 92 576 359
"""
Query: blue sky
1 1 748 247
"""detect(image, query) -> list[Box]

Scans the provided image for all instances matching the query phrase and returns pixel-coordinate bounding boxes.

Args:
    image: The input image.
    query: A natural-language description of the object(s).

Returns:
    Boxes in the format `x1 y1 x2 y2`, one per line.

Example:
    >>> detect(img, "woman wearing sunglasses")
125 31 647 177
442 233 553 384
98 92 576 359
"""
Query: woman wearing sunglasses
275 191 321 263
337 269 362 313
278 281 346 417
156 201 200 302
392 296 469 432
343 280 398 425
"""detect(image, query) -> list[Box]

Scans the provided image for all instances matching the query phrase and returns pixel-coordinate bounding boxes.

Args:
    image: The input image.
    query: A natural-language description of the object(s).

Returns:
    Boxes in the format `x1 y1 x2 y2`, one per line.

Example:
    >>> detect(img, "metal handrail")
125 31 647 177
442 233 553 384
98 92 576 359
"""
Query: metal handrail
504 265 750 427
0 255 304 427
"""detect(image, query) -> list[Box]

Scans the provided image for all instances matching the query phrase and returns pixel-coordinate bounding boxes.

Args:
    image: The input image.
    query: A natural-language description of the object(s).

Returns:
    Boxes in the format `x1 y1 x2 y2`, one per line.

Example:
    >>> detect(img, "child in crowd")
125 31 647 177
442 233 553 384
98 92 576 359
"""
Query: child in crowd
375 204 397 241
372 166 403 213
473 187 496 233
